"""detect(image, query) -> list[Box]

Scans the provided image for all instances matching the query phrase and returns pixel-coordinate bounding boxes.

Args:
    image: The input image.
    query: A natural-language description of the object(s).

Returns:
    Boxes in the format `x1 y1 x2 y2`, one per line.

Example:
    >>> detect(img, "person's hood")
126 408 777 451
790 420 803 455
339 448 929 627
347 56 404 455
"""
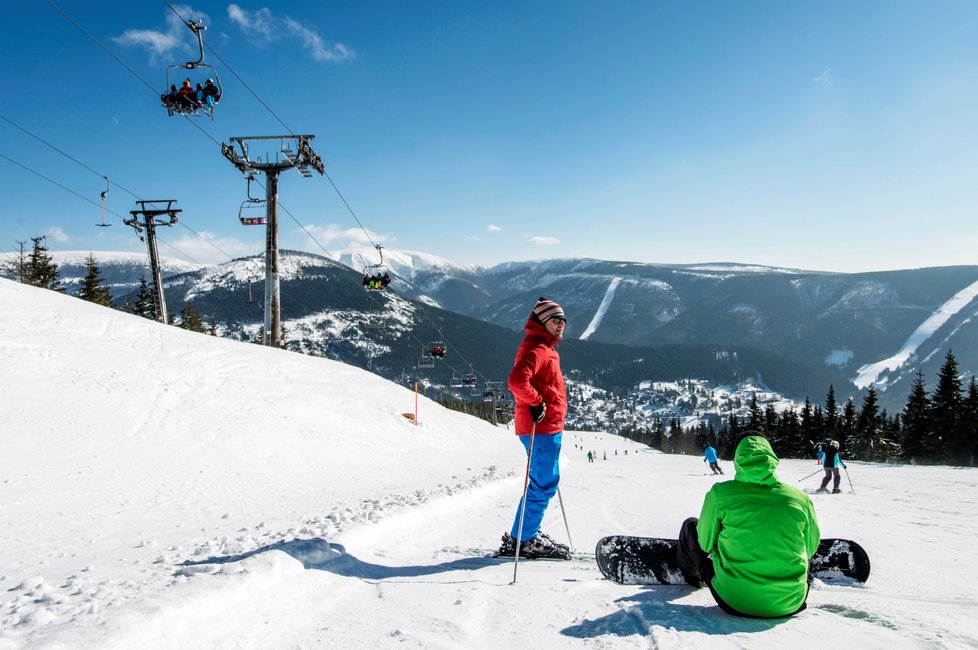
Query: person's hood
523 315 559 347
733 432 780 486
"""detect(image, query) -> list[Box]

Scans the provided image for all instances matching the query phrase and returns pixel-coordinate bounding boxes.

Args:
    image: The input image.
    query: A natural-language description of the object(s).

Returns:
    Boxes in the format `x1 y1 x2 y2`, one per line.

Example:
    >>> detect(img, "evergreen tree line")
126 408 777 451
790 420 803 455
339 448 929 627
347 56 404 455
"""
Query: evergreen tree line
3 236 216 334
619 351 978 467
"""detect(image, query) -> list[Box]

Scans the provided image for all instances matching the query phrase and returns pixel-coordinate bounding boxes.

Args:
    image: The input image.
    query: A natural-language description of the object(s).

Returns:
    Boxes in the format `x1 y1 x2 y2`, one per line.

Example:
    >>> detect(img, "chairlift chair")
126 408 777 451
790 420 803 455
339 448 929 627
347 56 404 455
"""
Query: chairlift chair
418 348 435 369
95 177 110 227
238 200 266 225
483 381 502 403
238 174 267 225
450 373 464 389
361 244 391 291
161 19 223 119
426 341 447 359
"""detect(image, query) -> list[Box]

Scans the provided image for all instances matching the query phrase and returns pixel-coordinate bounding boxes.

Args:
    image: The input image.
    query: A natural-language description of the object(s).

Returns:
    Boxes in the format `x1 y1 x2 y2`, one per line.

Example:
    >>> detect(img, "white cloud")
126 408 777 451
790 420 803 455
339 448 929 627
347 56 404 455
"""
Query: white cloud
300 224 386 249
227 5 274 38
525 235 560 246
228 5 355 62
46 227 69 243
166 232 258 265
113 6 211 64
813 66 832 86
486 224 502 233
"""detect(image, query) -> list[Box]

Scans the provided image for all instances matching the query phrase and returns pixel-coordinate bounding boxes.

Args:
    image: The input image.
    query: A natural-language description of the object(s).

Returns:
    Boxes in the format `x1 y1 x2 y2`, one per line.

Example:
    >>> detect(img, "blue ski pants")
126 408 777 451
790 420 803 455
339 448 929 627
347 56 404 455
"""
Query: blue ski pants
510 432 562 541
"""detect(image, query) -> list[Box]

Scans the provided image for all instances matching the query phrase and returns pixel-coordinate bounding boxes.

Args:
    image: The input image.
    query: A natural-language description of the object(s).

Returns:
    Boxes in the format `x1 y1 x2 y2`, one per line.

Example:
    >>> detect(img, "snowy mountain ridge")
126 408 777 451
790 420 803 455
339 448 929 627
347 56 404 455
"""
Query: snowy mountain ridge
6 247 978 409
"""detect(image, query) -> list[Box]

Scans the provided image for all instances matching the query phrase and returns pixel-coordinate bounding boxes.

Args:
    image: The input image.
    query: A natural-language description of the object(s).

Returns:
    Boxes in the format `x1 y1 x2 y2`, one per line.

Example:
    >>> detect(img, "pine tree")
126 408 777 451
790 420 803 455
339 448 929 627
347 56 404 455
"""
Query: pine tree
963 378 978 466
2 240 27 281
24 236 62 291
747 392 762 431
777 407 805 458
800 398 816 446
901 371 930 461
882 411 901 461
930 351 963 463
852 387 882 461
824 385 839 441
763 402 778 437
177 303 206 333
77 253 114 307
134 277 155 319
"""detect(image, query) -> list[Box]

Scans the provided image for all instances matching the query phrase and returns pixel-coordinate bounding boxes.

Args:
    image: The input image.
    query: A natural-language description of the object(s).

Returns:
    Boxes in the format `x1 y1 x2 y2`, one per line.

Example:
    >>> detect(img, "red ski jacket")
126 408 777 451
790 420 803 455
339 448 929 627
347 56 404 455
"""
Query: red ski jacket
507 317 567 435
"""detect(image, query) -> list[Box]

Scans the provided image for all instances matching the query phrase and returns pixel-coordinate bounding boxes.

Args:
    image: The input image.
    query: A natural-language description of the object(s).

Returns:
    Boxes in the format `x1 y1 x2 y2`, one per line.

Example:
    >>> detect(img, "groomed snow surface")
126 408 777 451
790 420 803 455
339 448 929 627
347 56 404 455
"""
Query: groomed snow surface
1 277 976 649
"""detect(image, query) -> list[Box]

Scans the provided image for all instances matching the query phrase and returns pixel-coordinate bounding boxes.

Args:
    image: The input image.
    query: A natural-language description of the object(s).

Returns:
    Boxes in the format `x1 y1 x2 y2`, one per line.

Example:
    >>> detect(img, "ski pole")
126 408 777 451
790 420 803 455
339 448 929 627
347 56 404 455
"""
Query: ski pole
511 421 537 585
843 464 855 494
797 468 823 483
556 486 573 553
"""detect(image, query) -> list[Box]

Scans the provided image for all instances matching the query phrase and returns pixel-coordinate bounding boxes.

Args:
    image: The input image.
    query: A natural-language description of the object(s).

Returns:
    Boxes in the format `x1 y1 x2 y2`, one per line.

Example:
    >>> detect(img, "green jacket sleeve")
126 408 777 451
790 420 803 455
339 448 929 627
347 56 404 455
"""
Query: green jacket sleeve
805 501 820 558
697 488 721 554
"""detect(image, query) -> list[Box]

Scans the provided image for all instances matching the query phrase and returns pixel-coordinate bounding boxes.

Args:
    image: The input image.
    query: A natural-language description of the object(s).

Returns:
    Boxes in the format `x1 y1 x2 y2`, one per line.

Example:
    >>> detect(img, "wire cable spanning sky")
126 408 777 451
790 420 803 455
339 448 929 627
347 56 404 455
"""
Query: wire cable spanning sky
3 1 978 272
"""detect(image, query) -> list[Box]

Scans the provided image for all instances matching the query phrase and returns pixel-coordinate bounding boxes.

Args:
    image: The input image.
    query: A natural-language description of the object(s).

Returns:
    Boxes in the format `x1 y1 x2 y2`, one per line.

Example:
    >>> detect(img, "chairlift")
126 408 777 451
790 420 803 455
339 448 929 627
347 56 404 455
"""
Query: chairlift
418 346 435 369
450 373 464 389
238 175 266 225
361 244 391 291
95 177 110 227
160 19 223 120
483 381 502 402
426 341 447 359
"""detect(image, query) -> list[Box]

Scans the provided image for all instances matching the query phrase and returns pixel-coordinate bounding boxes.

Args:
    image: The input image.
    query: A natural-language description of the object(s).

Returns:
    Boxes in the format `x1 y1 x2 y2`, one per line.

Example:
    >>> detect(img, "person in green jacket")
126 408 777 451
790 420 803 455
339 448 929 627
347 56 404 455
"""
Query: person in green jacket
676 430 820 618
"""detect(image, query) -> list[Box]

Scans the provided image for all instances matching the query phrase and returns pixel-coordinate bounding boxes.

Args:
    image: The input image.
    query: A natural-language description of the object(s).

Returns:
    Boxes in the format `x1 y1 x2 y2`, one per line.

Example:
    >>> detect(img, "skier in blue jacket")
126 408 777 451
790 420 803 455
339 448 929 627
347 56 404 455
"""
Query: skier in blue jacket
704 444 723 475
816 440 845 494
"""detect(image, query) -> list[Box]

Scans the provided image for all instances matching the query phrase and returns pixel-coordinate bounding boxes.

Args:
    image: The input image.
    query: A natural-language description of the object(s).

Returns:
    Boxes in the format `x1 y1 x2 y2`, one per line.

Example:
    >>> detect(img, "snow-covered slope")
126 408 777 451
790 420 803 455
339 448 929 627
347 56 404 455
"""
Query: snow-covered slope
2 280 977 649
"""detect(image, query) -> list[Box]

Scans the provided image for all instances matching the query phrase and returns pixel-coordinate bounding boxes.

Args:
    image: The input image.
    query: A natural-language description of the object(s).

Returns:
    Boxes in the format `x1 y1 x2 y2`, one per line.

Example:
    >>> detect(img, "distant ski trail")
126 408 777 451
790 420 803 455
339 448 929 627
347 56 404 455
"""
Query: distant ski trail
854 275 978 388
580 277 622 341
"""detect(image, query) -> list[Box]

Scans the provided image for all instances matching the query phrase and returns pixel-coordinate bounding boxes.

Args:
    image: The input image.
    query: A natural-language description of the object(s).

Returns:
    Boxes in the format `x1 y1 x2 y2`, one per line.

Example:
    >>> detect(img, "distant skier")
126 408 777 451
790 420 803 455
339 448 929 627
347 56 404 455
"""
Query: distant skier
704 444 723 475
587 450 594 463
676 431 821 618
816 440 845 494
497 297 570 560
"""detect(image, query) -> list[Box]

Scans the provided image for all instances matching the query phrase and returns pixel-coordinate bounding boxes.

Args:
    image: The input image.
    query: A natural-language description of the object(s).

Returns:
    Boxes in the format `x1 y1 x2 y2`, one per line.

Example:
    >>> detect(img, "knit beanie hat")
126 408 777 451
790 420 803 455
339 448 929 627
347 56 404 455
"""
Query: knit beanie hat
532 296 565 324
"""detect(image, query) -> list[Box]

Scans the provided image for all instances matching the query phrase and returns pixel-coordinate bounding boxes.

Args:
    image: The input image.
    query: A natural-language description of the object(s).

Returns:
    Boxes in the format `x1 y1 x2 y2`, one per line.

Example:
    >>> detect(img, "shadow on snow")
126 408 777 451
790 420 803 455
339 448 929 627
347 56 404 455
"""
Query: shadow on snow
561 587 785 638
177 537 507 580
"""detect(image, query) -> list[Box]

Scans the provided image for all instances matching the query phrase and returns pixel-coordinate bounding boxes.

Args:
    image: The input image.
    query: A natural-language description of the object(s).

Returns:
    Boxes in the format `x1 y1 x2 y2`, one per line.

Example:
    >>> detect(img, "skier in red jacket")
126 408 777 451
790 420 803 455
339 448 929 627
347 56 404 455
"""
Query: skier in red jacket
497 297 570 560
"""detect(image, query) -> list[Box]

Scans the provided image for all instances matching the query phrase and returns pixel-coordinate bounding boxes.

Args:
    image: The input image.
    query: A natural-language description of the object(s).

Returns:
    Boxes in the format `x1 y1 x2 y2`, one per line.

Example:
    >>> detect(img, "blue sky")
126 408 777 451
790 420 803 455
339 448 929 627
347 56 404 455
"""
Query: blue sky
3 1 978 272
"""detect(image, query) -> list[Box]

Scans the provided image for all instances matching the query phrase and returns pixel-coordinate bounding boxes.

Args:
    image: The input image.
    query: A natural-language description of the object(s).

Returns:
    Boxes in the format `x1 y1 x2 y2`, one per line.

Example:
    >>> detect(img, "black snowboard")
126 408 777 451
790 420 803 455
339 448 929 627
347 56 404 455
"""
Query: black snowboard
595 536 870 585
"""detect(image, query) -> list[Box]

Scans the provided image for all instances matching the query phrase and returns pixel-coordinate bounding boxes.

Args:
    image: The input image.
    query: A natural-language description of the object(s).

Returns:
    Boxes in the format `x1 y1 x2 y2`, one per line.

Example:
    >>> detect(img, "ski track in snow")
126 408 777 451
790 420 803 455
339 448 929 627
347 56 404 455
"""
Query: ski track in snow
0 466 514 647
853 276 978 388
580 277 622 341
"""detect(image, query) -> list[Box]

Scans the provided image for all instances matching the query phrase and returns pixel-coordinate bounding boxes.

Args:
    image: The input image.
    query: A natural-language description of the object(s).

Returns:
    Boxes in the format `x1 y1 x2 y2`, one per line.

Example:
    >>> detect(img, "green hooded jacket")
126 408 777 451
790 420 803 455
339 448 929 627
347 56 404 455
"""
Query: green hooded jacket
697 434 820 618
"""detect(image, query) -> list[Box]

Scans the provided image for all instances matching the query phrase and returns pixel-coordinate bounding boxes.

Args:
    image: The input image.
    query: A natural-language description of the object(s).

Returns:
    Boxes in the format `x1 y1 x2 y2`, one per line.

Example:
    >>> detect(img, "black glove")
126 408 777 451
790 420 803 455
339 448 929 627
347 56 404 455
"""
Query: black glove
529 402 546 423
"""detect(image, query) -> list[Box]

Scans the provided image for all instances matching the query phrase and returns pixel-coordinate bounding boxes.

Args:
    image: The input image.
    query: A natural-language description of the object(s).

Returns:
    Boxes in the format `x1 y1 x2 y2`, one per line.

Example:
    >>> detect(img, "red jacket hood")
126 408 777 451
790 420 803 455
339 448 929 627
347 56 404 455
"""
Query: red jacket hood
524 316 560 347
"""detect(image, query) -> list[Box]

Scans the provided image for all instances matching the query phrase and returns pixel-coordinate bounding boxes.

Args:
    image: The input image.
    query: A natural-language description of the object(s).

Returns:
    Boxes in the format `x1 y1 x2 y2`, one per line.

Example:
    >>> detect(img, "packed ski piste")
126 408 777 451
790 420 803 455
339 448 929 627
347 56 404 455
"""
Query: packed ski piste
2 281 977 649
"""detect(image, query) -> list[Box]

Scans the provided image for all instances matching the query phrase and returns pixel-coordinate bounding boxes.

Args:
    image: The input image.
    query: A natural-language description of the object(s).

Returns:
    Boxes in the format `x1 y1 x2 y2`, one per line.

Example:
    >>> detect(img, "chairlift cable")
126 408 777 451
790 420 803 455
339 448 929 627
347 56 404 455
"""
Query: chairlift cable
0 113 143 201
0 152 128 218
45 0 158 95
